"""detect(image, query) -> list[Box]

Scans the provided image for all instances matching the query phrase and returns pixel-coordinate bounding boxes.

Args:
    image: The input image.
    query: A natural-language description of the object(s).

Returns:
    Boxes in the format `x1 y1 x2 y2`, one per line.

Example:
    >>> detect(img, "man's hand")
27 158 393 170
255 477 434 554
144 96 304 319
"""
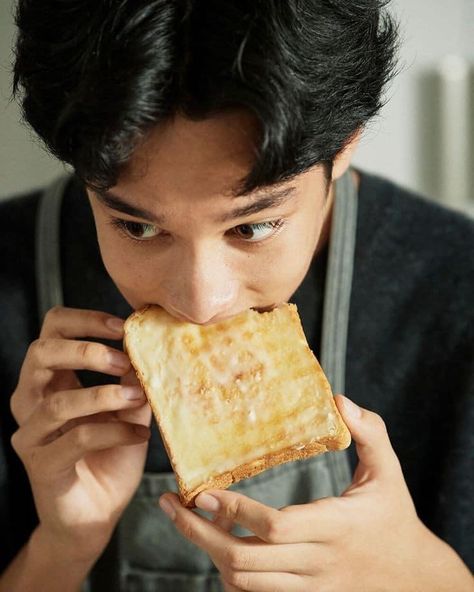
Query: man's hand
10 306 152 564
159 395 474 592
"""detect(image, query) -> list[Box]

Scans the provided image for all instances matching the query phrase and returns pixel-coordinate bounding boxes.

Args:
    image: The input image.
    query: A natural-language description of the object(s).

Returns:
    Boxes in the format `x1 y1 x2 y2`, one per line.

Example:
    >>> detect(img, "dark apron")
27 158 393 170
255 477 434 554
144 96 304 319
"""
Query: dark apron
35 171 357 591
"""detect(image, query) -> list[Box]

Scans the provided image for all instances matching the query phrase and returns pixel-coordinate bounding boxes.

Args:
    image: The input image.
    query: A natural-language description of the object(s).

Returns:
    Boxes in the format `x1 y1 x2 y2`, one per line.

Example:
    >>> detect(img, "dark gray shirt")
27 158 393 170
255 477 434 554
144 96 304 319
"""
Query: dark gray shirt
0 170 473 573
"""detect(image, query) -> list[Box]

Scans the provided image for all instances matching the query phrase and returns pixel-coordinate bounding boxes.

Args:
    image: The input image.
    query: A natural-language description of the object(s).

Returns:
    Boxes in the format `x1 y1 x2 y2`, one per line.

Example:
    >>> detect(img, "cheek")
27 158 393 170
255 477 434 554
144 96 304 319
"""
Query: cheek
94 213 321 310
245 220 320 300
95 226 163 305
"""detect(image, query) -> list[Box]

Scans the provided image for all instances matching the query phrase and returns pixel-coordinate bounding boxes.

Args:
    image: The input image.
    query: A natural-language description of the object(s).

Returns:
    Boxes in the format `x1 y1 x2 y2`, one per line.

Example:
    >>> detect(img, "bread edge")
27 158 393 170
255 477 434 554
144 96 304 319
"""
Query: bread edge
124 305 351 508
178 426 351 507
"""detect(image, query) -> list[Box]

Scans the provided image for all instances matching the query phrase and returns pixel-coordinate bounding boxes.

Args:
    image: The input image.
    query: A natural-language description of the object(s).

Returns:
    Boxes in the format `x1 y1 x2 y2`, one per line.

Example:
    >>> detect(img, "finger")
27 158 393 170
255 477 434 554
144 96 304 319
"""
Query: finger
195 490 283 543
40 306 127 340
24 338 131 378
221 571 306 592
195 489 344 543
159 494 317 573
230 535 320 575
33 421 150 475
15 384 147 446
213 513 235 533
115 369 152 427
335 395 402 481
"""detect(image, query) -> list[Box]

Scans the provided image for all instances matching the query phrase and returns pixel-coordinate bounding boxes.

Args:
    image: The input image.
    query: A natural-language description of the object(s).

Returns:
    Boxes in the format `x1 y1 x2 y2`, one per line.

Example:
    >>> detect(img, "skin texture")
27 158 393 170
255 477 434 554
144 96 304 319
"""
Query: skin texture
86 111 357 323
5 307 152 591
4 112 473 591
160 397 474 592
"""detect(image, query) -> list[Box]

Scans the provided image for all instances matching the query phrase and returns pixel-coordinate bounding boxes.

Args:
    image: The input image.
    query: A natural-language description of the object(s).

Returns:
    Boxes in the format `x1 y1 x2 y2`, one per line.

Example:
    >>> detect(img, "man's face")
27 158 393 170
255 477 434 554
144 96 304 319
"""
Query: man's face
87 111 334 324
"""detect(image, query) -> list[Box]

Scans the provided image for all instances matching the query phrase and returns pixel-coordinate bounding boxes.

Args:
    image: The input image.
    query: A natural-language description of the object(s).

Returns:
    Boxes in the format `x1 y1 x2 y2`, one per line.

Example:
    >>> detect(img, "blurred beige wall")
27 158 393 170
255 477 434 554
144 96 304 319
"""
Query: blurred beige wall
352 0 474 216
0 0 66 199
1 0 473 215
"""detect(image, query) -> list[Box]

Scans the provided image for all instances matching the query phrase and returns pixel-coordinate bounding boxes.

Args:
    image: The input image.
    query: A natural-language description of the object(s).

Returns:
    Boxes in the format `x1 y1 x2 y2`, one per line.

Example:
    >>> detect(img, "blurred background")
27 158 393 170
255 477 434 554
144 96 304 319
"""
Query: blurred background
0 0 473 215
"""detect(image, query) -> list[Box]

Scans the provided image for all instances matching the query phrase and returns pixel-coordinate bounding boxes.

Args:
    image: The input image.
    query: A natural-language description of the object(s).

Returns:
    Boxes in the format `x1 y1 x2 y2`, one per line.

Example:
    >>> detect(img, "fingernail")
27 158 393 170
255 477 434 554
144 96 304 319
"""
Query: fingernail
122 386 145 400
133 424 150 439
159 497 177 520
195 493 220 513
106 317 125 333
108 351 131 370
342 396 362 419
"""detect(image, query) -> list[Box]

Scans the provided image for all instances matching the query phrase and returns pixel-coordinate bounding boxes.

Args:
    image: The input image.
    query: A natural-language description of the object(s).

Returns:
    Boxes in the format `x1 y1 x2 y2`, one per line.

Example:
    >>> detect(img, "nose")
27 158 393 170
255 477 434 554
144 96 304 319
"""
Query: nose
162 247 239 325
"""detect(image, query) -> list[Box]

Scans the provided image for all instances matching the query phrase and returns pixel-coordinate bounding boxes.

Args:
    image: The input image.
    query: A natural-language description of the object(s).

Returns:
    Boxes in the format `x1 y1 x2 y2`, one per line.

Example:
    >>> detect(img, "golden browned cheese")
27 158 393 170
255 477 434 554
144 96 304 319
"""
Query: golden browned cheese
124 304 351 506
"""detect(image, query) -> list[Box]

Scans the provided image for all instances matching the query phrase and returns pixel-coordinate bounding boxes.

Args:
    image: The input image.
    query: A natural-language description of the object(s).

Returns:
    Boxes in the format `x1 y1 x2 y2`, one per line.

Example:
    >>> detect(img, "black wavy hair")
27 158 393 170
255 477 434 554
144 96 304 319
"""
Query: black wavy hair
12 0 399 194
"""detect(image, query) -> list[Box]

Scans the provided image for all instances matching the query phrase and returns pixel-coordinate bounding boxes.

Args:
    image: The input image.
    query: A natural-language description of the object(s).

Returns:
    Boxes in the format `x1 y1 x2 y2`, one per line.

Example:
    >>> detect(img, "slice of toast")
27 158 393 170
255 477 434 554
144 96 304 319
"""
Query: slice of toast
124 303 351 507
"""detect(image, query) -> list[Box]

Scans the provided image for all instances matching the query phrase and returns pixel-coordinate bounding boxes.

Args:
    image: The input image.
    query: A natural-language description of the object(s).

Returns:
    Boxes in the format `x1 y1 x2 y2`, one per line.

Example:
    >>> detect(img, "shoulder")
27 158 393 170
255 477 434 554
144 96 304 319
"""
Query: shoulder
0 186 41 297
0 187 41 315
358 169 474 241
0 175 77 286
0 188 43 385
0 192 41 568
357 169 474 263
0 188 40 250
355 170 474 346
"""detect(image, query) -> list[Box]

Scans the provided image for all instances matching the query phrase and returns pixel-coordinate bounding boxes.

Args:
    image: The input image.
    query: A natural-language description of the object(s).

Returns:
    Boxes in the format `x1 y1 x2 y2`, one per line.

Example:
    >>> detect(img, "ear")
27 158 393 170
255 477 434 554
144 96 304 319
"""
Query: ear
331 129 362 181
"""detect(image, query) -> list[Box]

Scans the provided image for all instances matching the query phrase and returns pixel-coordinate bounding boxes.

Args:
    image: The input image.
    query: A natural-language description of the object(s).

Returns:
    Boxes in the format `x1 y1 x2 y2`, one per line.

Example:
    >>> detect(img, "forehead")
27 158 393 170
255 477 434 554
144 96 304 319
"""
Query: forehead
117 111 259 203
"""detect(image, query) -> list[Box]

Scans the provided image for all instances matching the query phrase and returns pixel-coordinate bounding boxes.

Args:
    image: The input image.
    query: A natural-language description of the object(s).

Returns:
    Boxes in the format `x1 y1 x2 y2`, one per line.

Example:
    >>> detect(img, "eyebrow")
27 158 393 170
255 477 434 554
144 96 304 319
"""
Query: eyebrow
220 186 297 222
93 185 297 225
94 189 166 224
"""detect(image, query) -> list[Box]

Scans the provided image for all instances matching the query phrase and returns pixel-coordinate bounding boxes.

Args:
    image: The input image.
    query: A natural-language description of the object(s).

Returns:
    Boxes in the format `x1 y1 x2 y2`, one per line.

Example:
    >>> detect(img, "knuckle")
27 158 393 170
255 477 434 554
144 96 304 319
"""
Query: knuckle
44 305 63 323
10 386 36 428
262 515 287 543
69 423 90 450
11 430 38 469
49 305 64 316
226 569 250 589
176 518 196 543
29 338 48 362
94 385 115 403
225 496 246 522
76 340 98 363
10 392 20 422
10 429 22 454
111 384 123 398
43 393 67 422
225 547 252 572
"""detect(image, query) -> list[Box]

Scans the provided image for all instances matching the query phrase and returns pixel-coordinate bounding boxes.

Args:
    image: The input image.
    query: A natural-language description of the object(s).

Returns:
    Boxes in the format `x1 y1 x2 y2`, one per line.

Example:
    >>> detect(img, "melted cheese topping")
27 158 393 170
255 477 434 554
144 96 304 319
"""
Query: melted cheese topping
125 305 339 490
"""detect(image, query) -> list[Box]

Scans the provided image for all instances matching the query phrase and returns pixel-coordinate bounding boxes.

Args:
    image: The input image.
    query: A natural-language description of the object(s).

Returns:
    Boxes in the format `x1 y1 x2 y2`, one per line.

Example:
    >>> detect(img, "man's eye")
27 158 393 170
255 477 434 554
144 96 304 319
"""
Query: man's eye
233 220 283 242
110 218 160 240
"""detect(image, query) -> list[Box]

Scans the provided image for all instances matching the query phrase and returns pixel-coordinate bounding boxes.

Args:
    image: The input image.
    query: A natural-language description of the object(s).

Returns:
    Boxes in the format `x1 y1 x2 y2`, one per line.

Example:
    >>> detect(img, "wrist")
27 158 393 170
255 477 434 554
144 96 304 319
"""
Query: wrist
32 523 107 566
413 524 474 592
0 526 98 592
29 526 98 591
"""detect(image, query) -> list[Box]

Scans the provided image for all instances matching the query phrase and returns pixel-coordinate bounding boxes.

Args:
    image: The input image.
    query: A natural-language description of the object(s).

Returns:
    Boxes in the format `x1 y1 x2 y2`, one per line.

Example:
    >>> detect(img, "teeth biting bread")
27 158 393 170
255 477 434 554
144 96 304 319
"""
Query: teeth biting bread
124 304 351 507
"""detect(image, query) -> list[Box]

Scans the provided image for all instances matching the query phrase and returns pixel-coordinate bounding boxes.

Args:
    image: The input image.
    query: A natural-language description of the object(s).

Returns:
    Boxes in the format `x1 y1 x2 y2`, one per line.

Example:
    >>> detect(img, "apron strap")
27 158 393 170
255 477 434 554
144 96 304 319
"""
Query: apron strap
35 175 70 324
35 173 95 592
320 168 358 494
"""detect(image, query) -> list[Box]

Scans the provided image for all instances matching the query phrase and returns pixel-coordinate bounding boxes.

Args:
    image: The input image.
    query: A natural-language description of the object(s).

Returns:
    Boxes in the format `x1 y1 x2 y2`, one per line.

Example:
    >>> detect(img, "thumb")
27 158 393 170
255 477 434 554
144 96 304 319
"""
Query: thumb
335 394 402 481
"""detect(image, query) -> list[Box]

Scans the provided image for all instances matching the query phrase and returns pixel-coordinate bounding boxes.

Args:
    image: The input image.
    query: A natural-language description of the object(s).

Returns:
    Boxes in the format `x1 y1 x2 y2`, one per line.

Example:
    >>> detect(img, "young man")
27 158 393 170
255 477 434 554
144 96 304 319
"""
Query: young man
0 1 473 591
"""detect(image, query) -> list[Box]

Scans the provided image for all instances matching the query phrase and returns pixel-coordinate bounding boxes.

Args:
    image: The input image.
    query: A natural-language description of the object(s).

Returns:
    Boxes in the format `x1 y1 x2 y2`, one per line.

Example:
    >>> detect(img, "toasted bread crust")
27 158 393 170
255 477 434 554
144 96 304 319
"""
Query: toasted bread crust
124 304 351 507
177 428 350 507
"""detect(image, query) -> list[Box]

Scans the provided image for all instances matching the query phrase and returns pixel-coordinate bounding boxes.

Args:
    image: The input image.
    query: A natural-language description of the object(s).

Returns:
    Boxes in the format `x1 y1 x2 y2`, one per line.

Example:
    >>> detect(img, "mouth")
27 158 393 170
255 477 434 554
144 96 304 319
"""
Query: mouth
251 304 277 314
142 303 278 324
